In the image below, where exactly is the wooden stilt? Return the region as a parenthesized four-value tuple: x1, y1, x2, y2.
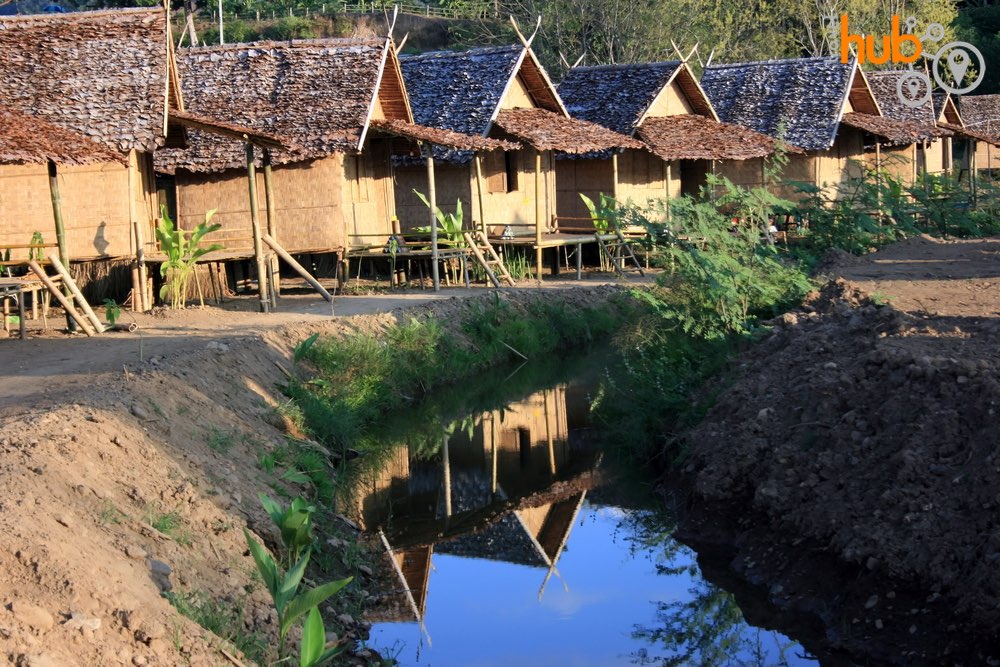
(534, 150, 543, 282)
(245, 143, 270, 313)
(262, 234, 333, 304)
(425, 149, 440, 292)
(262, 149, 280, 306)
(47, 160, 76, 330)
(128, 151, 150, 311)
(474, 153, 488, 236)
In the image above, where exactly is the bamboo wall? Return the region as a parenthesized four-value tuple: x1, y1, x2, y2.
(343, 139, 396, 246)
(394, 148, 556, 238)
(174, 155, 345, 254)
(555, 149, 675, 224)
(554, 157, 614, 222)
(0, 152, 156, 261)
(974, 140, 1000, 175)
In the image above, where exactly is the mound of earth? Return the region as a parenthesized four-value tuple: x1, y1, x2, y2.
(675, 268, 1000, 664)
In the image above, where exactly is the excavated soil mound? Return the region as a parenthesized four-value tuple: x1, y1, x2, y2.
(676, 276, 1000, 664)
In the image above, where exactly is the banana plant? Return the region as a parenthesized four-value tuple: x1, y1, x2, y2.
(155, 206, 222, 308)
(579, 192, 619, 234)
(299, 606, 345, 666)
(243, 528, 352, 648)
(412, 190, 466, 247)
(259, 494, 316, 567)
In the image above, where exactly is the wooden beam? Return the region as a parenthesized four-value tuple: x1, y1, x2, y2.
(426, 150, 440, 292)
(534, 150, 543, 282)
(262, 234, 332, 304)
(245, 143, 270, 313)
(474, 153, 487, 236)
(46, 160, 75, 331)
(48, 255, 104, 333)
(262, 149, 280, 304)
(27, 261, 95, 336)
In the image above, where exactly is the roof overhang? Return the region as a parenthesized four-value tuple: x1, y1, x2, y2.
(637, 115, 802, 161)
(494, 108, 644, 153)
(168, 109, 288, 151)
(370, 118, 520, 152)
(841, 112, 951, 146)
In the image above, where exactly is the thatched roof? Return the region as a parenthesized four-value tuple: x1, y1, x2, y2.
(939, 121, 1000, 145)
(959, 94, 1000, 139)
(840, 112, 951, 146)
(702, 57, 878, 151)
(494, 108, 643, 153)
(159, 38, 404, 174)
(0, 105, 126, 166)
(400, 44, 565, 163)
(637, 114, 795, 161)
(866, 70, 943, 132)
(369, 118, 519, 152)
(0, 8, 172, 153)
(558, 61, 716, 136)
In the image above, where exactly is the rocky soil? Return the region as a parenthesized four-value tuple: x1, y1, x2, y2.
(674, 235, 1000, 665)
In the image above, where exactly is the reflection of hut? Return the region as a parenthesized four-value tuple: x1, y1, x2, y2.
(863, 71, 954, 182)
(397, 42, 641, 279)
(701, 57, 934, 200)
(557, 61, 783, 215)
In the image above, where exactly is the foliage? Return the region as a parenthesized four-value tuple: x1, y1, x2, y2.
(103, 299, 121, 327)
(260, 494, 317, 567)
(164, 590, 269, 664)
(299, 606, 345, 667)
(243, 528, 352, 646)
(580, 192, 617, 233)
(28, 231, 45, 263)
(155, 207, 222, 309)
(412, 190, 466, 247)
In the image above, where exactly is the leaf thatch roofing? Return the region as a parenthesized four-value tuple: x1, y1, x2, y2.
(159, 38, 401, 174)
(494, 108, 643, 153)
(400, 44, 565, 163)
(938, 121, 1000, 145)
(0, 8, 171, 154)
(558, 61, 716, 136)
(702, 57, 877, 152)
(0, 105, 126, 166)
(840, 112, 951, 146)
(958, 94, 1000, 140)
(369, 118, 519, 152)
(865, 70, 938, 126)
(636, 114, 796, 161)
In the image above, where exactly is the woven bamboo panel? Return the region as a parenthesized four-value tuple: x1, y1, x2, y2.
(393, 164, 471, 237)
(0, 161, 137, 260)
(176, 155, 345, 254)
(554, 157, 612, 221)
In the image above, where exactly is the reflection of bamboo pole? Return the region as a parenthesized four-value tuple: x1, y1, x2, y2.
(442, 433, 451, 518)
(378, 530, 432, 645)
(544, 389, 555, 476)
(537, 491, 587, 601)
(490, 414, 498, 495)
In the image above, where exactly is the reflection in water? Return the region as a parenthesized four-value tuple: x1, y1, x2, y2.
(348, 360, 814, 666)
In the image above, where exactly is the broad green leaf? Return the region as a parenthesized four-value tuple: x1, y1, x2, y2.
(299, 607, 324, 667)
(281, 577, 353, 639)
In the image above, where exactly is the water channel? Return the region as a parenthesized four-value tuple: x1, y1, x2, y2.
(345, 353, 820, 666)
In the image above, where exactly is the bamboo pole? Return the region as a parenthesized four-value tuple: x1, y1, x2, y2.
(875, 141, 882, 220)
(262, 234, 333, 303)
(26, 261, 95, 336)
(971, 139, 978, 207)
(47, 160, 76, 331)
(534, 150, 543, 282)
(128, 151, 150, 312)
(611, 152, 620, 201)
(245, 143, 270, 313)
(426, 149, 440, 292)
(47, 255, 104, 333)
(262, 149, 280, 305)
(474, 153, 487, 236)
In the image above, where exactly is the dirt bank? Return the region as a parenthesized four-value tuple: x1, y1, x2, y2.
(673, 235, 1000, 665)
(0, 284, 626, 667)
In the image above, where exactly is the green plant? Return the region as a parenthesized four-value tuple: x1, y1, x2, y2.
(299, 606, 345, 667)
(28, 231, 45, 262)
(164, 590, 269, 663)
(579, 192, 617, 234)
(103, 299, 121, 327)
(243, 529, 352, 651)
(156, 206, 222, 309)
(412, 191, 466, 246)
(259, 494, 317, 567)
(98, 500, 126, 525)
(207, 427, 238, 454)
(147, 508, 193, 546)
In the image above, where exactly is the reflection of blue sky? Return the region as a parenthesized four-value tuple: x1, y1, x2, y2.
(369, 502, 816, 667)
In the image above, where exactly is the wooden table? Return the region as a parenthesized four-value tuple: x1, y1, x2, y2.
(0, 278, 28, 340)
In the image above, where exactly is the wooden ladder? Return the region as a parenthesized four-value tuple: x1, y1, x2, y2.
(462, 231, 516, 287)
(595, 229, 645, 279)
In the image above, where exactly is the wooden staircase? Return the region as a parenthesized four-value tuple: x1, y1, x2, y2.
(595, 229, 644, 279)
(462, 230, 516, 287)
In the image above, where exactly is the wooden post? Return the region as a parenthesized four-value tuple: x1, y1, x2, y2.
(47, 160, 76, 331)
(425, 149, 440, 292)
(988, 142, 993, 182)
(262, 234, 333, 304)
(262, 149, 280, 305)
(128, 151, 149, 312)
(27, 261, 95, 336)
(875, 141, 883, 220)
(474, 153, 488, 236)
(534, 150, 543, 282)
(611, 152, 620, 201)
(971, 139, 978, 207)
(245, 143, 270, 313)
